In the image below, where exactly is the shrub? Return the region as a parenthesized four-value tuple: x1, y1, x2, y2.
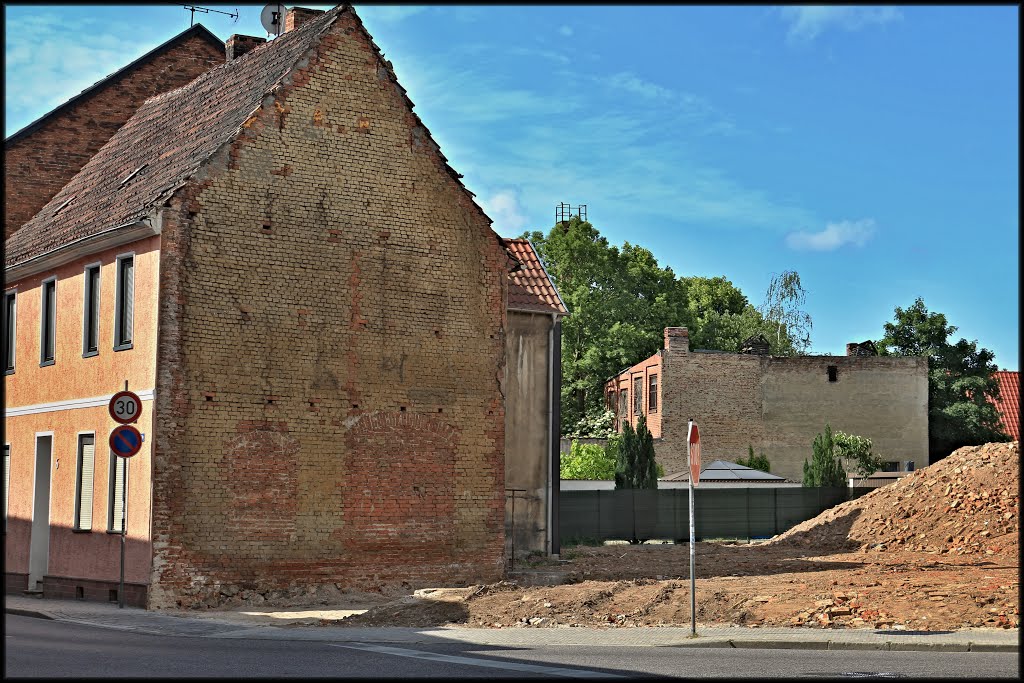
(560, 440, 615, 480)
(737, 444, 771, 473)
(802, 423, 847, 487)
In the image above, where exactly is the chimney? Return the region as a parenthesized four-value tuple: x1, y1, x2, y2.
(664, 327, 689, 354)
(285, 7, 325, 32)
(226, 34, 266, 61)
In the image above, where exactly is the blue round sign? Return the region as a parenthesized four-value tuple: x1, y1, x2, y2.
(110, 425, 142, 458)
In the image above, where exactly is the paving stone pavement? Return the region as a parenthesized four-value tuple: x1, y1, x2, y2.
(5, 595, 1018, 652)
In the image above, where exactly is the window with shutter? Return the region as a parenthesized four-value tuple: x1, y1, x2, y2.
(83, 265, 100, 356)
(3, 291, 15, 374)
(41, 278, 56, 365)
(108, 452, 128, 533)
(4, 444, 9, 532)
(75, 435, 95, 530)
(114, 255, 134, 350)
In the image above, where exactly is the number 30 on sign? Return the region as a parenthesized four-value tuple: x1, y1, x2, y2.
(109, 390, 142, 425)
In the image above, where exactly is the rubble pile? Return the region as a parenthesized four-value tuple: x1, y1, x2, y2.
(769, 441, 1019, 555)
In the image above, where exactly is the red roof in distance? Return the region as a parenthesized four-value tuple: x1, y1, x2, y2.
(991, 370, 1020, 441)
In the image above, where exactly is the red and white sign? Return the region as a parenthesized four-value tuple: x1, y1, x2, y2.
(109, 390, 142, 424)
(688, 421, 701, 486)
(110, 425, 143, 458)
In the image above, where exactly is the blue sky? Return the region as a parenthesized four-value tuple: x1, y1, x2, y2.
(5, 5, 1019, 369)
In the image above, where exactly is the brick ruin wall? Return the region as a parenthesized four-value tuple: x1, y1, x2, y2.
(149, 14, 508, 609)
(660, 349, 928, 481)
(4, 33, 224, 240)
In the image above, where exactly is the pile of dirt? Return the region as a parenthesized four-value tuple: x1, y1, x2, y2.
(767, 441, 1019, 556)
(307, 442, 1019, 632)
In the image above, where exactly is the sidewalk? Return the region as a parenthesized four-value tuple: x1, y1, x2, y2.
(5, 595, 1018, 652)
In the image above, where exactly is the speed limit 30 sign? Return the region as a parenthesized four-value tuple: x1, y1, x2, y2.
(109, 390, 142, 424)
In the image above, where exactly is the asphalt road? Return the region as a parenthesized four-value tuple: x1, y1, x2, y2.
(4, 615, 1020, 679)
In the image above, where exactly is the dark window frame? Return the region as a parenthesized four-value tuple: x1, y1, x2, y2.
(648, 373, 658, 412)
(3, 290, 15, 374)
(113, 254, 134, 351)
(40, 277, 56, 366)
(83, 263, 101, 357)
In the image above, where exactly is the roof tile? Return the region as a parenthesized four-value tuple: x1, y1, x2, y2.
(503, 238, 568, 315)
(992, 370, 1020, 441)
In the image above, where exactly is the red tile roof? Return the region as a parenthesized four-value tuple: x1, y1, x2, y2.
(503, 238, 568, 315)
(6, 4, 497, 271)
(991, 370, 1020, 441)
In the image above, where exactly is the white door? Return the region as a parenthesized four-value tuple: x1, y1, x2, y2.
(29, 435, 53, 590)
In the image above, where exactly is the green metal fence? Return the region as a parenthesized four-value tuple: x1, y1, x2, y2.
(560, 487, 867, 543)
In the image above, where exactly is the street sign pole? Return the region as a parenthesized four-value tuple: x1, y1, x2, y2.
(687, 418, 699, 637)
(120, 454, 127, 609)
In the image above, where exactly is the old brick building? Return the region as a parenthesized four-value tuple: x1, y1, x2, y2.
(3, 5, 549, 609)
(606, 328, 929, 481)
(3, 24, 224, 241)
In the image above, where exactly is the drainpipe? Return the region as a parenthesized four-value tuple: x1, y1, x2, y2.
(549, 313, 562, 557)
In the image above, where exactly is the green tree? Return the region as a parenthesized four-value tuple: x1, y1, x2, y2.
(736, 444, 771, 473)
(560, 440, 616, 480)
(614, 415, 659, 489)
(832, 431, 885, 478)
(802, 423, 847, 487)
(876, 297, 1010, 461)
(759, 270, 812, 354)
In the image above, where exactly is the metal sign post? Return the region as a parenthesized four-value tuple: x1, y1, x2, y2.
(109, 380, 141, 609)
(687, 419, 701, 636)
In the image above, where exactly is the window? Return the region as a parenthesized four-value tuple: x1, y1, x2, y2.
(114, 255, 134, 350)
(108, 452, 128, 533)
(827, 365, 838, 382)
(648, 374, 658, 412)
(40, 278, 56, 366)
(882, 461, 900, 473)
(74, 435, 95, 531)
(3, 290, 15, 374)
(619, 391, 628, 430)
(4, 444, 10, 532)
(83, 264, 100, 357)
(633, 376, 643, 416)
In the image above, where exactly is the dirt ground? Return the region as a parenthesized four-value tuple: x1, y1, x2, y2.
(329, 441, 1019, 631)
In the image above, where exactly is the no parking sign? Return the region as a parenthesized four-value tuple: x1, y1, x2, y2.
(110, 425, 142, 458)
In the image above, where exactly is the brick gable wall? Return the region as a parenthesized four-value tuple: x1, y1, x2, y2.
(4, 33, 223, 240)
(148, 12, 508, 609)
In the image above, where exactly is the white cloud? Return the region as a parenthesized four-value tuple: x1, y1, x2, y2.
(480, 189, 529, 235)
(604, 71, 674, 99)
(559, 25, 574, 37)
(779, 6, 902, 42)
(785, 219, 876, 251)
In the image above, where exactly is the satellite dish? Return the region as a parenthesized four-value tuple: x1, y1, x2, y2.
(260, 3, 288, 36)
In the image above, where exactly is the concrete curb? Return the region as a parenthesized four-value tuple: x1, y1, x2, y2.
(666, 638, 1019, 653)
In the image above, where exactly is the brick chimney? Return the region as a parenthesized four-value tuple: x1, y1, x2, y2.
(285, 7, 325, 32)
(846, 340, 878, 357)
(664, 327, 689, 354)
(226, 34, 266, 61)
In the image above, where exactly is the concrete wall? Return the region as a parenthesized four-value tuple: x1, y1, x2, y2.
(659, 329, 928, 481)
(505, 311, 554, 558)
(4, 33, 223, 240)
(148, 11, 509, 609)
(4, 236, 160, 601)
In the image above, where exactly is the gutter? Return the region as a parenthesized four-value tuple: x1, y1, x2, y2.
(5, 220, 158, 282)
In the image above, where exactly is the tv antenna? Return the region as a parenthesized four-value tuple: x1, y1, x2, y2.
(260, 3, 288, 37)
(183, 5, 239, 27)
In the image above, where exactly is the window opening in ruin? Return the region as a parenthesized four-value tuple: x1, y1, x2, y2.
(827, 365, 838, 382)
